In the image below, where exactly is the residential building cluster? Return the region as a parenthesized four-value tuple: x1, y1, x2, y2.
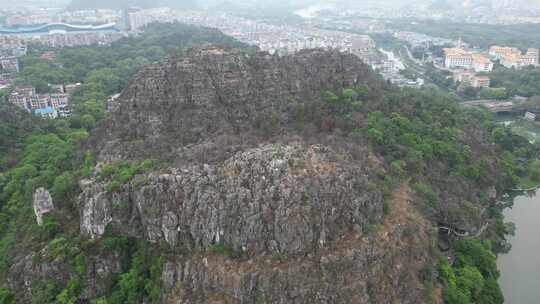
(0, 43, 25, 90)
(442, 45, 539, 89)
(8, 84, 78, 118)
(125, 7, 162, 31)
(5, 9, 122, 27)
(452, 71, 491, 88)
(489, 46, 539, 69)
(394, 31, 454, 49)
(443, 48, 494, 72)
(0, 57, 19, 74)
(5, 13, 54, 27)
(139, 10, 378, 59)
(0, 31, 124, 48)
(304, 1, 540, 25)
(1, 8, 125, 48)
(443, 47, 495, 88)
(56, 9, 122, 25)
(0, 36, 28, 57)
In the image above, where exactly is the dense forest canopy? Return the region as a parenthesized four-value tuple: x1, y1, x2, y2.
(489, 65, 540, 97)
(0, 101, 46, 171)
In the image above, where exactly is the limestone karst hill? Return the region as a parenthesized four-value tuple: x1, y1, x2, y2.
(5, 46, 516, 303)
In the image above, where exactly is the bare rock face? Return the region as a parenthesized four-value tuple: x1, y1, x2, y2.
(79, 143, 383, 256)
(78, 143, 434, 303)
(74, 48, 437, 303)
(157, 184, 433, 304)
(88, 47, 377, 164)
(33, 188, 54, 226)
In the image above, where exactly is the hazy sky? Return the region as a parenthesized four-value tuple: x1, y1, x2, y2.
(1, 0, 540, 10)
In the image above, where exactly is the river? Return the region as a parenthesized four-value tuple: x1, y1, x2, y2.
(498, 191, 540, 304)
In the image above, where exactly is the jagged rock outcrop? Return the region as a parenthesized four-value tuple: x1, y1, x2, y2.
(160, 184, 434, 304)
(33, 188, 54, 226)
(8, 245, 123, 303)
(80, 143, 383, 256)
(88, 46, 377, 164)
(74, 48, 436, 303)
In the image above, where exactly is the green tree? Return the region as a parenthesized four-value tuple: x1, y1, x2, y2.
(0, 288, 15, 304)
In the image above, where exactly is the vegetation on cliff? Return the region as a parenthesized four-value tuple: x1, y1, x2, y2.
(0, 102, 45, 171)
(439, 240, 504, 304)
(0, 25, 538, 303)
(0, 23, 251, 304)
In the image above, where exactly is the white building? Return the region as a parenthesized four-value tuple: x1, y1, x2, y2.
(472, 54, 494, 72)
(489, 46, 539, 69)
(8, 86, 72, 118)
(444, 48, 473, 69)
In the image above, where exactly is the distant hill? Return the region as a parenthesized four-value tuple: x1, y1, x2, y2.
(68, 0, 197, 10)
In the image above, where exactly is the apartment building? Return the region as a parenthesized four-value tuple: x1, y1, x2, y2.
(472, 54, 494, 72)
(453, 70, 491, 88)
(445, 48, 494, 72)
(472, 75, 491, 88)
(444, 48, 473, 69)
(8, 86, 72, 118)
(489, 46, 539, 69)
(0, 56, 19, 73)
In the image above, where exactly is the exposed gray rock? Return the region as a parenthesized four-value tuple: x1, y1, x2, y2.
(79, 143, 383, 256)
(32, 188, 54, 226)
(73, 48, 436, 303)
(8, 244, 122, 303)
(158, 184, 433, 304)
(88, 47, 377, 164)
(79, 181, 113, 238)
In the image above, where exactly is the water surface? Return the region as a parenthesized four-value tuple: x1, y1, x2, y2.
(498, 191, 540, 304)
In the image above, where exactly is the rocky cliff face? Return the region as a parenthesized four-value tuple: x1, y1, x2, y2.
(159, 183, 433, 304)
(89, 47, 376, 164)
(80, 143, 383, 255)
(71, 47, 436, 303)
(8, 48, 439, 303)
(77, 143, 433, 303)
(33, 188, 54, 226)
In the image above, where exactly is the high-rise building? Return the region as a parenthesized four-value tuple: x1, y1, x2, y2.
(127, 7, 152, 31)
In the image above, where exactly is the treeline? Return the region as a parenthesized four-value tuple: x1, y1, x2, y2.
(456, 65, 540, 100)
(439, 240, 503, 304)
(489, 65, 540, 98)
(0, 100, 46, 171)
